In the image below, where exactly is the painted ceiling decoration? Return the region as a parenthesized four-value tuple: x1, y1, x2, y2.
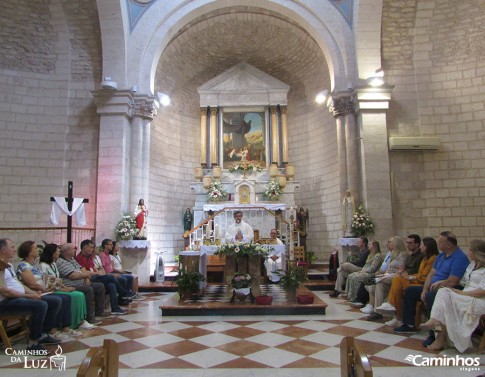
(329, 0, 353, 26)
(127, 0, 353, 33)
(127, 0, 157, 33)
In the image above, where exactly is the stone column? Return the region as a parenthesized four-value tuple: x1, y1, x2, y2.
(329, 95, 355, 197)
(270, 107, 279, 165)
(280, 107, 289, 164)
(92, 90, 133, 241)
(131, 96, 157, 206)
(354, 85, 394, 240)
(200, 108, 208, 166)
(209, 108, 218, 166)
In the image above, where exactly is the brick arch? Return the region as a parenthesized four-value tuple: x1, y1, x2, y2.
(124, 0, 359, 94)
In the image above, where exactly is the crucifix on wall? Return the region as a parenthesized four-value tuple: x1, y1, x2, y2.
(49, 181, 89, 242)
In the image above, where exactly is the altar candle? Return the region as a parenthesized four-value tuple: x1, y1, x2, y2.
(214, 224, 219, 239)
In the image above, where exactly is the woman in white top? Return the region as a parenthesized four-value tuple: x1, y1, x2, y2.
(420, 239, 485, 352)
(110, 242, 142, 299)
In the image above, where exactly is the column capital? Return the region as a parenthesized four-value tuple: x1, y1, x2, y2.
(92, 90, 159, 120)
(131, 95, 159, 120)
(328, 93, 354, 117)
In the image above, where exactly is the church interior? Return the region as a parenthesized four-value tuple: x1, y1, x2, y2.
(1, 0, 485, 375)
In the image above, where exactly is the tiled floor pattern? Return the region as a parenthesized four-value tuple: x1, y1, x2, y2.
(1, 291, 484, 377)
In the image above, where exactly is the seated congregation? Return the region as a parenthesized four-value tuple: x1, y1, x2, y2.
(0, 237, 144, 353)
(329, 231, 485, 352)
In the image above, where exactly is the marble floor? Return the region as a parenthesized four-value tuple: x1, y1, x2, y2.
(0, 291, 484, 377)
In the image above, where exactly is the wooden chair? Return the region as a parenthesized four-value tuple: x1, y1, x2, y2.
(340, 336, 373, 377)
(293, 246, 309, 273)
(0, 315, 30, 349)
(77, 339, 119, 377)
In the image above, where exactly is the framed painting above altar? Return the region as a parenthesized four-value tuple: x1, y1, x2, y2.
(222, 110, 267, 169)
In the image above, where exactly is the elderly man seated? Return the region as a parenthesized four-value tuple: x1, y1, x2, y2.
(264, 229, 284, 283)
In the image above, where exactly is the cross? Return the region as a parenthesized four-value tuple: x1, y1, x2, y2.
(50, 181, 89, 242)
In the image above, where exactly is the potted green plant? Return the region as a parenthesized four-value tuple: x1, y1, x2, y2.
(305, 250, 318, 266)
(277, 266, 308, 300)
(175, 271, 205, 300)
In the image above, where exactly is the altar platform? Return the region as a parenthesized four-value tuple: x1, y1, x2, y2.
(159, 284, 327, 316)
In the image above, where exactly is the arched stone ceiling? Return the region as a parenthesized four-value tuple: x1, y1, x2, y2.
(154, 6, 330, 115)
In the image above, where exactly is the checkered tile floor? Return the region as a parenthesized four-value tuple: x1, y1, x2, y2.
(1, 291, 484, 377)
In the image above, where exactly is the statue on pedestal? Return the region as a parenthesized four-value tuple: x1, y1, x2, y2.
(183, 208, 193, 232)
(341, 190, 355, 237)
(134, 198, 148, 240)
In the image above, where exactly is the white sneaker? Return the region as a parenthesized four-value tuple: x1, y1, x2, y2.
(79, 321, 96, 330)
(52, 332, 70, 341)
(376, 302, 396, 312)
(63, 329, 83, 337)
(385, 317, 402, 327)
(131, 293, 145, 301)
(360, 304, 374, 314)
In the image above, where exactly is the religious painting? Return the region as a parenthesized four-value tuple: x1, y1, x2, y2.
(222, 110, 266, 169)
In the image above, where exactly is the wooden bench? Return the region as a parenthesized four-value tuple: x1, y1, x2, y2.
(77, 339, 119, 377)
(0, 315, 30, 349)
(340, 336, 373, 377)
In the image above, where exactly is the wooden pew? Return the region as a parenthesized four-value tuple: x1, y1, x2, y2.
(340, 336, 373, 377)
(77, 339, 119, 377)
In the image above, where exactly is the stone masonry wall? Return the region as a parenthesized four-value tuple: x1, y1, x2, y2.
(383, 0, 485, 245)
(0, 0, 101, 243)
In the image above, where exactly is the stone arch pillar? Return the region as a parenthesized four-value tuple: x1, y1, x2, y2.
(329, 94, 359, 204)
(92, 90, 158, 241)
(354, 85, 394, 240)
(131, 95, 158, 207)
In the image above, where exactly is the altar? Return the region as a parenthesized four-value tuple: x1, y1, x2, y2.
(179, 244, 286, 295)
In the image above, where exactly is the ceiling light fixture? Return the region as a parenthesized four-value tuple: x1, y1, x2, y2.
(367, 69, 385, 87)
(157, 92, 171, 107)
(315, 90, 329, 104)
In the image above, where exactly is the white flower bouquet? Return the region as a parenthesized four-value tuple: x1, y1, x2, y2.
(263, 180, 282, 201)
(115, 215, 137, 240)
(351, 205, 375, 236)
(206, 181, 228, 202)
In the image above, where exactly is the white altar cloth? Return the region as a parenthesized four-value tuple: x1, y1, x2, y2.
(203, 203, 286, 212)
(338, 237, 360, 267)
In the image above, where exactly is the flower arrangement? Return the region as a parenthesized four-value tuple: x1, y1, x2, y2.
(263, 180, 283, 201)
(229, 163, 262, 174)
(115, 215, 137, 240)
(206, 181, 228, 202)
(351, 204, 375, 236)
(215, 242, 270, 257)
(231, 273, 253, 289)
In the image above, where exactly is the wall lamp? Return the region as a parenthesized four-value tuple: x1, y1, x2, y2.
(157, 92, 171, 107)
(100, 76, 118, 90)
(367, 69, 385, 87)
(315, 90, 329, 104)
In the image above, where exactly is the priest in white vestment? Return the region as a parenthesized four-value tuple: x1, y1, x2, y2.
(224, 211, 254, 243)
